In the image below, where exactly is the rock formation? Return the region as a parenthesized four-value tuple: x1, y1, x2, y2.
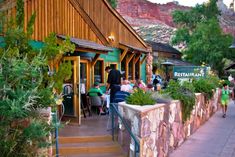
(117, 0, 235, 37)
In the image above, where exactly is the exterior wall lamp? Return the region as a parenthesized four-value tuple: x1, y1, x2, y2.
(108, 35, 115, 42)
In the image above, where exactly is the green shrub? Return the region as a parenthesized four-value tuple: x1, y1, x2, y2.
(151, 92, 172, 102)
(126, 89, 156, 106)
(0, 0, 74, 156)
(193, 76, 220, 100)
(164, 80, 195, 122)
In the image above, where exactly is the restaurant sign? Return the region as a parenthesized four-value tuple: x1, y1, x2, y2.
(173, 66, 206, 78)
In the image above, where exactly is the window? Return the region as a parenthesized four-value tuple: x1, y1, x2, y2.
(94, 60, 104, 83)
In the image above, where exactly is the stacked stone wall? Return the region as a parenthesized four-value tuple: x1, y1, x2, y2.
(118, 90, 219, 157)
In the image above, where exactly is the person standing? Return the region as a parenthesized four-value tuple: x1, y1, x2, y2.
(105, 66, 121, 103)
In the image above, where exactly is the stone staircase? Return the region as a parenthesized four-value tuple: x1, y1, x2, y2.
(53, 135, 126, 157)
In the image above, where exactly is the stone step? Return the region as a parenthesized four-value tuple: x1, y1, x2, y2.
(58, 141, 116, 147)
(53, 135, 125, 156)
(54, 145, 123, 155)
(58, 135, 112, 144)
(58, 152, 126, 157)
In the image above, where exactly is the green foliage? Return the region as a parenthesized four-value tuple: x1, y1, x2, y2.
(16, 0, 24, 28)
(193, 78, 215, 100)
(172, 0, 234, 76)
(108, 0, 117, 9)
(42, 33, 75, 93)
(126, 89, 156, 106)
(164, 80, 195, 121)
(0, 0, 75, 156)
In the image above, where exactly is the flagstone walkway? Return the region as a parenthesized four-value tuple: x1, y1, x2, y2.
(170, 100, 235, 157)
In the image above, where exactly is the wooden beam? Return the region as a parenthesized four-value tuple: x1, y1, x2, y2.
(134, 54, 141, 64)
(125, 53, 135, 79)
(132, 56, 135, 80)
(120, 46, 129, 62)
(91, 54, 100, 67)
(126, 53, 135, 64)
(69, 0, 109, 45)
(102, 0, 148, 49)
(75, 47, 108, 54)
(140, 55, 147, 65)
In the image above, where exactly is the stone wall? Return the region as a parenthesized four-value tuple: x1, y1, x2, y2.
(37, 107, 53, 157)
(118, 90, 219, 157)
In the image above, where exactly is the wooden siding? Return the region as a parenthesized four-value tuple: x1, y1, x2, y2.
(0, 0, 103, 44)
(1, 0, 148, 51)
(76, 0, 148, 50)
(27, 0, 104, 44)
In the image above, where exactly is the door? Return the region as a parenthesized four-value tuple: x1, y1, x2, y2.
(63, 56, 81, 124)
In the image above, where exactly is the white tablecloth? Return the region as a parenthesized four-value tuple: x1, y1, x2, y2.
(104, 94, 110, 108)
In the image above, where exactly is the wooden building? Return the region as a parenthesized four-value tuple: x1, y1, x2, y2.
(0, 0, 151, 124)
(147, 41, 182, 61)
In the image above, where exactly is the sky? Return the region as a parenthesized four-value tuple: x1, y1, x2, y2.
(147, 0, 232, 7)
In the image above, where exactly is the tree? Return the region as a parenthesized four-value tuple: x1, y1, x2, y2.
(171, 0, 234, 76)
(0, 0, 74, 156)
(108, 0, 117, 9)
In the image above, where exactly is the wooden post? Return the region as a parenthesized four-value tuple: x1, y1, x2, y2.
(125, 53, 135, 80)
(132, 56, 135, 80)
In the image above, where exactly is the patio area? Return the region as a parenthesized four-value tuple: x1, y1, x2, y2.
(59, 114, 112, 137)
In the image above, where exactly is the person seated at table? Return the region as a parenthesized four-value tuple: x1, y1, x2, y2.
(146, 84, 154, 92)
(136, 79, 146, 90)
(87, 82, 105, 114)
(121, 79, 133, 93)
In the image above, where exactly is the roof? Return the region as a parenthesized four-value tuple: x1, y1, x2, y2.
(102, 0, 148, 49)
(57, 35, 113, 52)
(167, 58, 194, 66)
(225, 62, 235, 70)
(120, 43, 150, 54)
(147, 41, 181, 54)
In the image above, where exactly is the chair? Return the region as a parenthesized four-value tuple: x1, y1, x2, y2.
(88, 96, 105, 115)
(81, 94, 91, 117)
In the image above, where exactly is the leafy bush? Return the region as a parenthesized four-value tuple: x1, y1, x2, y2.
(193, 75, 220, 100)
(0, 0, 74, 156)
(151, 92, 172, 103)
(164, 80, 195, 122)
(126, 89, 156, 106)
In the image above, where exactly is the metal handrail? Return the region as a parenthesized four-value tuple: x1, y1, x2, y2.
(52, 102, 65, 157)
(110, 103, 140, 157)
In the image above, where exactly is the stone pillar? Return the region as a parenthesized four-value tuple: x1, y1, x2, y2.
(38, 107, 53, 157)
(146, 52, 153, 84)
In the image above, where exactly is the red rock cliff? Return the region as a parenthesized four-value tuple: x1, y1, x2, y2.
(117, 0, 235, 35)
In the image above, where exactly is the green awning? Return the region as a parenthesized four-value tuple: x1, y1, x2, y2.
(0, 36, 44, 50)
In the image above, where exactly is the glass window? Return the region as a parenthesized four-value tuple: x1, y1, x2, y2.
(94, 60, 104, 83)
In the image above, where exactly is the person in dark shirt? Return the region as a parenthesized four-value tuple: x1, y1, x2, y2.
(105, 66, 121, 103)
